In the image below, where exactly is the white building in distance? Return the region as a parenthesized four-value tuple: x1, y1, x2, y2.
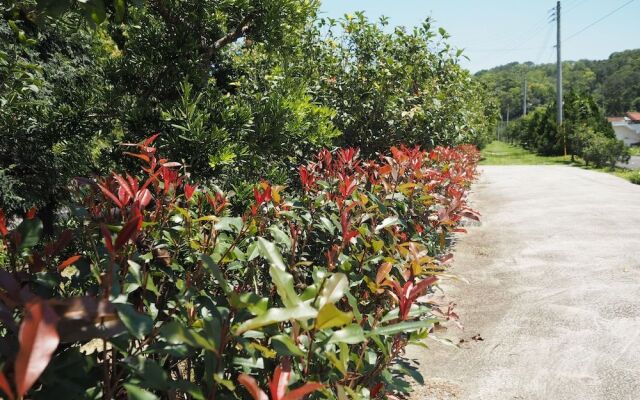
(608, 112, 640, 146)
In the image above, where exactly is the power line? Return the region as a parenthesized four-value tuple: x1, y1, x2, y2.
(564, 0, 637, 42)
(533, 24, 554, 64)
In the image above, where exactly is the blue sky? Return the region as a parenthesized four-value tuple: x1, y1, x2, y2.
(319, 0, 639, 72)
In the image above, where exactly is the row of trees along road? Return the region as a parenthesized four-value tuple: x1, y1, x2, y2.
(478, 50, 639, 167)
(0, 0, 498, 232)
(504, 91, 630, 167)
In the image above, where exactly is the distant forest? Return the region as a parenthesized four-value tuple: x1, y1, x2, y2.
(476, 49, 640, 120)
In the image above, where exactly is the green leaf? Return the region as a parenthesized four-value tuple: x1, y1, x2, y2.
(268, 225, 292, 249)
(375, 216, 399, 233)
(345, 292, 362, 322)
(372, 319, 437, 336)
(130, 357, 168, 390)
(372, 239, 384, 253)
(326, 352, 347, 375)
(315, 303, 353, 330)
(200, 254, 233, 295)
(115, 303, 153, 340)
(271, 334, 305, 357)
(232, 357, 264, 369)
(236, 293, 269, 316)
(257, 237, 287, 271)
(329, 324, 365, 344)
(236, 303, 317, 334)
(17, 218, 43, 251)
(317, 273, 348, 308)
(124, 383, 159, 400)
(214, 217, 243, 233)
(368, 333, 390, 358)
(159, 321, 217, 352)
(213, 373, 236, 391)
(319, 216, 335, 234)
(269, 265, 301, 308)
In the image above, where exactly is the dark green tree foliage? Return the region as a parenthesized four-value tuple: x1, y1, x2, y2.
(506, 91, 628, 166)
(478, 49, 640, 120)
(0, 8, 112, 229)
(1, 0, 496, 223)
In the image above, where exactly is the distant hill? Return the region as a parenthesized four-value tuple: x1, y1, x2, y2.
(475, 49, 640, 120)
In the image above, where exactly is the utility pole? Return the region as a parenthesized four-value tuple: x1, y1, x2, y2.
(556, 1, 566, 156)
(523, 75, 528, 116)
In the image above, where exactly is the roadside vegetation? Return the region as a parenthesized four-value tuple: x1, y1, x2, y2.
(0, 140, 481, 399)
(480, 51, 639, 178)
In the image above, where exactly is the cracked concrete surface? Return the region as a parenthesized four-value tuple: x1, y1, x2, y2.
(410, 166, 640, 400)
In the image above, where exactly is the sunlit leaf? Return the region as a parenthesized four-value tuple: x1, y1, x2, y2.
(14, 300, 60, 397)
(315, 303, 353, 330)
(329, 324, 365, 344)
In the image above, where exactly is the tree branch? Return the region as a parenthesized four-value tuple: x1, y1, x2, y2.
(209, 13, 254, 55)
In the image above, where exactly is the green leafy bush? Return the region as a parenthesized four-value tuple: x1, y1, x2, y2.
(305, 14, 496, 155)
(629, 171, 640, 185)
(581, 134, 630, 168)
(0, 136, 480, 399)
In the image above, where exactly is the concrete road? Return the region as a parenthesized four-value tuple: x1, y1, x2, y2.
(411, 166, 640, 400)
(617, 155, 640, 170)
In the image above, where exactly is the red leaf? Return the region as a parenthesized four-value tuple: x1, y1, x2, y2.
(160, 161, 182, 168)
(238, 374, 268, 400)
(142, 133, 161, 148)
(280, 383, 324, 400)
(123, 152, 151, 163)
(97, 183, 124, 209)
(270, 360, 291, 400)
(25, 207, 37, 220)
(370, 382, 384, 398)
(184, 183, 196, 201)
(14, 300, 60, 397)
(140, 171, 162, 192)
(408, 276, 438, 303)
(0, 209, 8, 236)
(114, 214, 142, 251)
(57, 255, 81, 272)
(0, 371, 14, 400)
(460, 210, 480, 221)
(135, 189, 153, 209)
(439, 253, 454, 265)
(113, 174, 134, 201)
(100, 224, 114, 255)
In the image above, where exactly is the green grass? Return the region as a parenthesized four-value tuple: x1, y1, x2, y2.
(480, 141, 572, 165)
(480, 141, 640, 184)
(628, 146, 640, 156)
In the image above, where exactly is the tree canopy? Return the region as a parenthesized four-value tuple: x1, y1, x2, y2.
(1, 0, 497, 224)
(477, 49, 640, 120)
